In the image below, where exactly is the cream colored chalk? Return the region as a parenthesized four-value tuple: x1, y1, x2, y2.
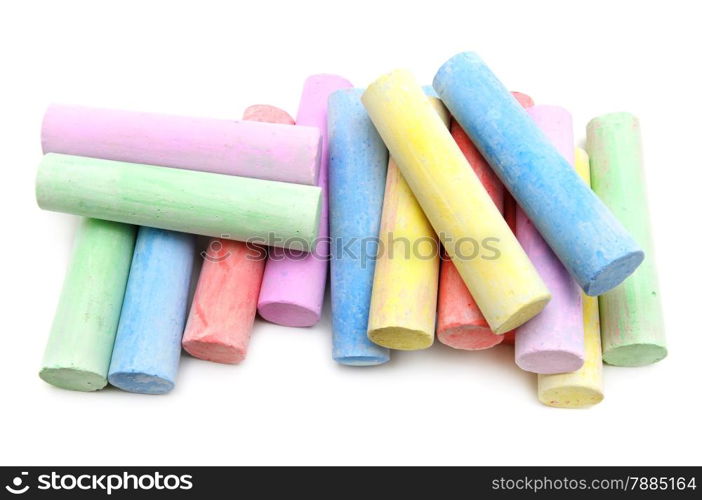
(538, 148, 604, 408)
(367, 99, 447, 350)
(362, 70, 550, 333)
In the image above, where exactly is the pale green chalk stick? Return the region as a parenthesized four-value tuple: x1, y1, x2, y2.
(40, 218, 136, 391)
(586, 113, 666, 366)
(36, 153, 322, 251)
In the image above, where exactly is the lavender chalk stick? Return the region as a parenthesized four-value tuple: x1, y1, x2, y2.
(42, 104, 322, 185)
(515, 106, 584, 374)
(328, 89, 390, 365)
(257, 75, 353, 327)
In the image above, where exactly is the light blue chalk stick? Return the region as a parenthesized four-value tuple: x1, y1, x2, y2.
(328, 89, 390, 366)
(433, 52, 644, 296)
(108, 227, 195, 394)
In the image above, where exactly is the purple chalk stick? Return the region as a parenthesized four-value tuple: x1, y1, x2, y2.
(515, 105, 585, 374)
(257, 74, 353, 327)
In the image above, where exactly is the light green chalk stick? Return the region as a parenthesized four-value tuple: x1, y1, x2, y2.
(40, 218, 136, 391)
(36, 153, 322, 251)
(586, 112, 666, 366)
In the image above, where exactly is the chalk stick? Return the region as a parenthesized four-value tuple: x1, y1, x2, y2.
(538, 148, 604, 407)
(108, 228, 195, 394)
(42, 104, 322, 185)
(39, 218, 136, 391)
(367, 98, 446, 350)
(587, 113, 667, 366)
(434, 52, 644, 296)
(257, 75, 353, 327)
(182, 105, 295, 364)
(328, 88, 390, 365)
(362, 70, 550, 334)
(515, 105, 584, 374)
(437, 91, 533, 350)
(35, 153, 322, 251)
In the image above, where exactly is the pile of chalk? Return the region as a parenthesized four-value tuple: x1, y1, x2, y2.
(36, 52, 665, 408)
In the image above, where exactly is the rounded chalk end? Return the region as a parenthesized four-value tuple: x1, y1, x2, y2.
(603, 343, 667, 367)
(516, 350, 584, 374)
(182, 338, 245, 365)
(242, 105, 295, 125)
(511, 92, 535, 108)
(538, 386, 604, 409)
(583, 249, 645, 296)
(491, 293, 552, 334)
(368, 327, 434, 351)
(108, 372, 174, 395)
(257, 301, 320, 328)
(437, 326, 503, 351)
(333, 354, 390, 367)
(39, 367, 106, 392)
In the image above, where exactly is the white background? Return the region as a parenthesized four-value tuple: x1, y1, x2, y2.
(1, 0, 700, 466)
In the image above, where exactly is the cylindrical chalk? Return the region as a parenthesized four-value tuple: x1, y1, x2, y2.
(362, 70, 550, 334)
(328, 88, 390, 365)
(515, 105, 584, 374)
(367, 98, 445, 350)
(587, 113, 667, 366)
(35, 153, 322, 251)
(498, 91, 535, 347)
(42, 104, 322, 185)
(108, 228, 195, 394)
(183, 104, 295, 364)
(434, 52, 644, 296)
(437, 91, 533, 350)
(258, 75, 353, 327)
(538, 148, 604, 407)
(39, 218, 136, 391)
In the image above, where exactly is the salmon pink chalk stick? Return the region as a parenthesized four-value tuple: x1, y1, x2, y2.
(515, 106, 584, 374)
(42, 104, 322, 185)
(182, 105, 295, 364)
(257, 75, 353, 327)
(437, 91, 533, 350)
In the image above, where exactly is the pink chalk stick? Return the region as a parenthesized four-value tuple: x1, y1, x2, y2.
(436, 92, 533, 350)
(42, 103, 321, 185)
(515, 105, 584, 374)
(257, 75, 353, 327)
(181, 105, 295, 364)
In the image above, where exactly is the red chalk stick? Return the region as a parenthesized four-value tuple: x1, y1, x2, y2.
(436, 91, 533, 350)
(181, 105, 295, 364)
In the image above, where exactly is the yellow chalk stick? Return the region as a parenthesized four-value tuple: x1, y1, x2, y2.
(538, 148, 604, 408)
(362, 70, 551, 333)
(367, 98, 447, 350)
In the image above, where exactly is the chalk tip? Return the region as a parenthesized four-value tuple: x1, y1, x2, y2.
(39, 367, 106, 392)
(437, 326, 503, 350)
(433, 51, 482, 92)
(583, 249, 645, 296)
(368, 326, 434, 351)
(108, 372, 174, 395)
(516, 350, 584, 374)
(182, 338, 245, 364)
(257, 301, 320, 328)
(538, 386, 604, 409)
(586, 111, 639, 133)
(333, 354, 390, 367)
(242, 105, 295, 125)
(491, 293, 552, 334)
(603, 343, 667, 367)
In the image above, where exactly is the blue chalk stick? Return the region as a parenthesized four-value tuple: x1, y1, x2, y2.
(433, 52, 644, 295)
(108, 227, 195, 394)
(328, 89, 390, 366)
